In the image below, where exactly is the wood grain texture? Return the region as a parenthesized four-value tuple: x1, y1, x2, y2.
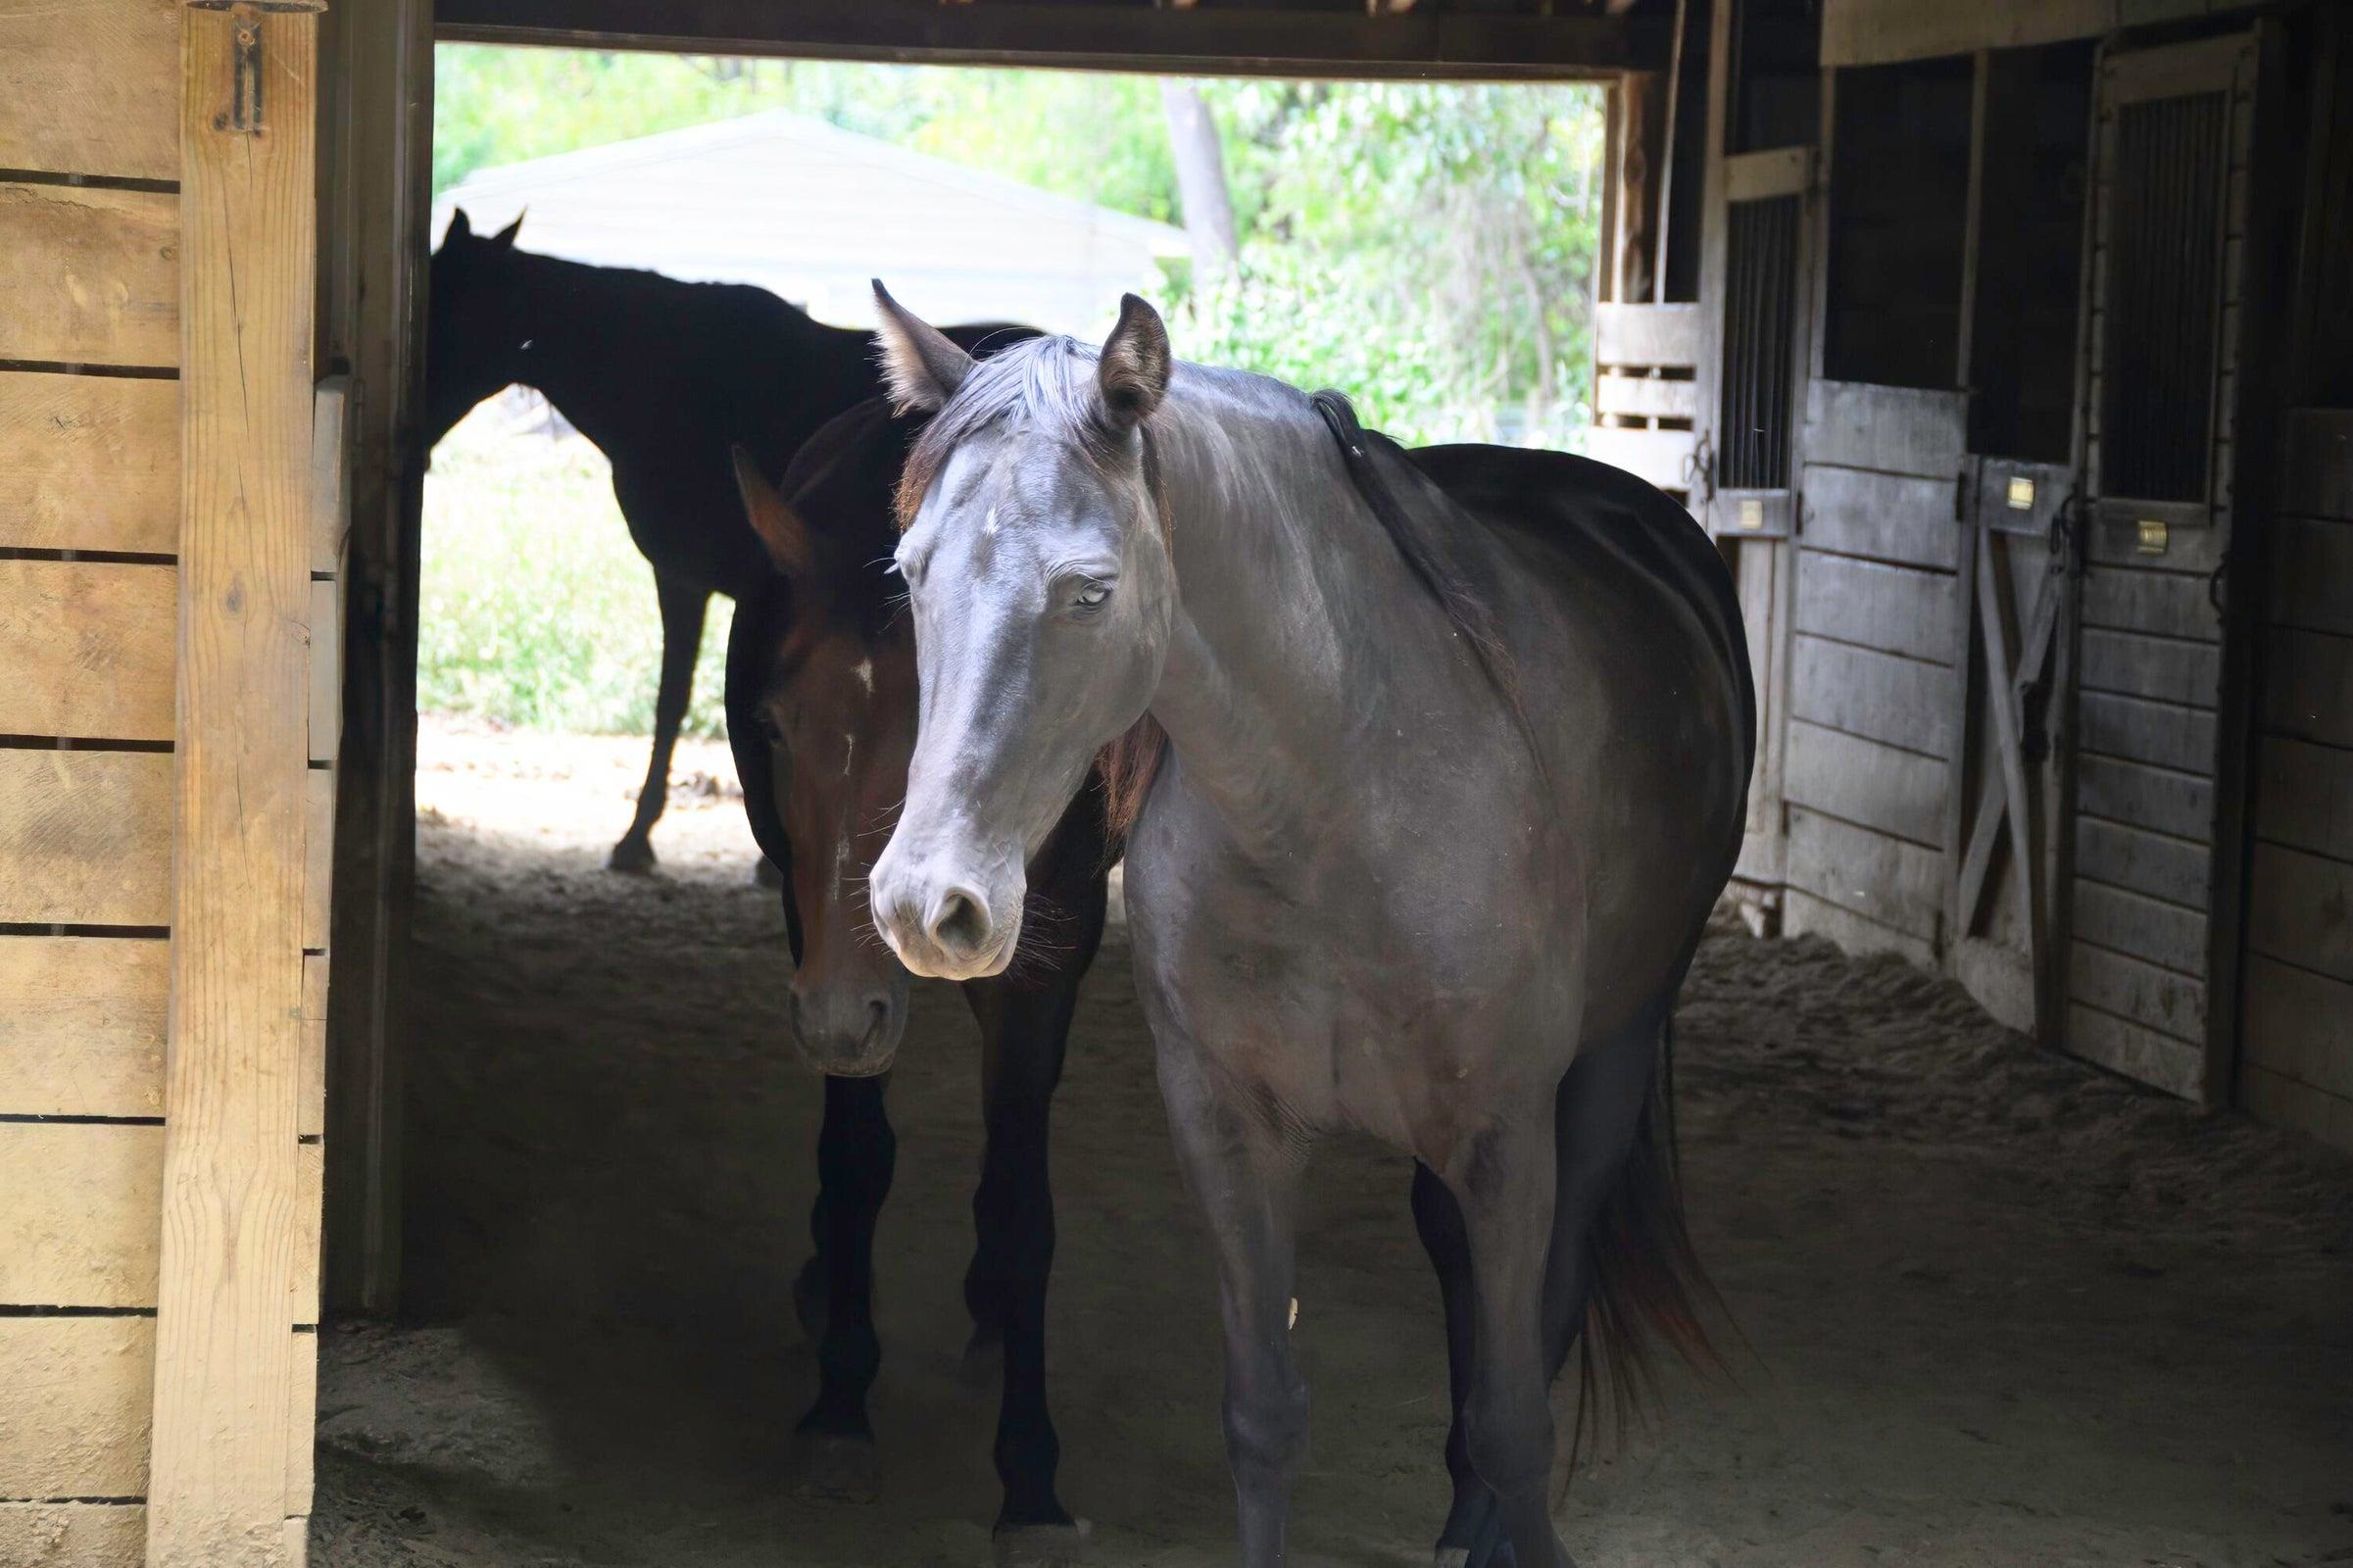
(2075, 816, 2210, 911)
(2066, 1002, 2203, 1101)
(146, 11, 319, 1567)
(2255, 736, 2353, 863)
(1586, 423, 1695, 491)
(285, 1330, 318, 1514)
(2082, 567, 2223, 644)
(2076, 754, 2215, 843)
(2265, 517, 2353, 637)
(0, 0, 179, 181)
(2076, 690, 2218, 774)
(2237, 1064, 2353, 1155)
(0, 561, 176, 741)
(0, 1315, 154, 1497)
(2069, 942, 2206, 1044)
(1783, 718, 1946, 848)
(1800, 466, 1961, 569)
(1793, 553, 1954, 663)
(0, 750, 172, 926)
(1786, 804, 1942, 941)
(2241, 956, 2353, 1102)
(0, 183, 177, 368)
(1789, 634, 1953, 758)
(1820, 0, 2114, 68)
(299, 955, 328, 1142)
(1595, 301, 1700, 367)
(0, 1122, 164, 1308)
(1803, 380, 1968, 477)
(0, 935, 168, 1117)
(2279, 408, 2353, 520)
(0, 372, 179, 555)
(2260, 627, 2353, 750)
(0, 1501, 147, 1568)
(2079, 628, 2220, 708)
(308, 580, 341, 765)
(2072, 880, 2207, 978)
(1594, 372, 1697, 421)
(1783, 886, 1936, 968)
(2247, 842, 2353, 985)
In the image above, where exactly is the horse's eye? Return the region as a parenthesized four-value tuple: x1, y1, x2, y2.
(1072, 580, 1111, 612)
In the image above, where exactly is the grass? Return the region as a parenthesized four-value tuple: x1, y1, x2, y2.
(419, 398, 734, 738)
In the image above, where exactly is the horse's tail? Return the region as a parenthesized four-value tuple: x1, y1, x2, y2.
(1567, 1014, 1731, 1472)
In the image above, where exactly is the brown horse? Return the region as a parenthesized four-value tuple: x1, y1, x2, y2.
(723, 398, 1112, 1566)
(424, 211, 1029, 870)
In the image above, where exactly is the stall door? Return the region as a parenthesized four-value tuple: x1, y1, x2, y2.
(1692, 146, 1814, 896)
(1946, 43, 2099, 1036)
(2056, 30, 2263, 1101)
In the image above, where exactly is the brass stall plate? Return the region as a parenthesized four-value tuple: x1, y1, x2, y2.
(2007, 476, 2035, 511)
(2137, 518, 2169, 556)
(1738, 498, 1764, 531)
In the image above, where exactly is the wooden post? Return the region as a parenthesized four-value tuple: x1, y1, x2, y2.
(148, 5, 320, 1566)
(318, 0, 433, 1317)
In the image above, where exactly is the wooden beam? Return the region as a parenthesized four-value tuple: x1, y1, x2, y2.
(433, 0, 1669, 78)
(1977, 532, 2044, 1034)
(319, 0, 433, 1320)
(146, 5, 319, 1566)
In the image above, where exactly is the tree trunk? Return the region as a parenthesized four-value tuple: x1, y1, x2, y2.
(1158, 80, 1239, 281)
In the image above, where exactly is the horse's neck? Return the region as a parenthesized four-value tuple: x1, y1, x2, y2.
(1147, 382, 1397, 840)
(504, 256, 854, 452)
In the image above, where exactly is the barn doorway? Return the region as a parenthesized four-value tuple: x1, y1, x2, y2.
(300, 12, 2353, 1568)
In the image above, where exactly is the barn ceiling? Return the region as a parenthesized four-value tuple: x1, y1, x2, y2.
(433, 0, 1677, 79)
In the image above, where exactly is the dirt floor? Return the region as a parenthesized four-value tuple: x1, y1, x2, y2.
(312, 719, 2353, 1568)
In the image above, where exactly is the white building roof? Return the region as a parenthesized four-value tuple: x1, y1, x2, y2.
(432, 109, 1190, 337)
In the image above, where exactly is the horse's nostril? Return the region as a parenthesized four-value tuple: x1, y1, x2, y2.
(931, 889, 990, 955)
(864, 998, 890, 1038)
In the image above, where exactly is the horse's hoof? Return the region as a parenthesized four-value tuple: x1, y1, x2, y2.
(607, 837, 657, 874)
(792, 1257, 828, 1344)
(788, 1431, 879, 1504)
(994, 1519, 1089, 1568)
(960, 1323, 1005, 1384)
(753, 857, 784, 889)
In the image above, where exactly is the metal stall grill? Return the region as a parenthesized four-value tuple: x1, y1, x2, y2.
(1719, 192, 1802, 489)
(2101, 91, 2229, 502)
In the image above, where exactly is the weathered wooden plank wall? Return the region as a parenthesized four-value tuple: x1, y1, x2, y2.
(141, 6, 328, 1566)
(0, 3, 188, 1556)
(1781, 380, 1969, 968)
(2237, 409, 2353, 1151)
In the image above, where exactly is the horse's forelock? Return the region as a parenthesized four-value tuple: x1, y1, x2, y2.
(893, 336, 1162, 533)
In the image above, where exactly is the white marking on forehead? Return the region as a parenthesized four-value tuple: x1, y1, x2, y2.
(853, 659, 873, 693)
(842, 732, 856, 778)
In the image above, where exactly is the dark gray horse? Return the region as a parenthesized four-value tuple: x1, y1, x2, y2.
(859, 285, 1752, 1568)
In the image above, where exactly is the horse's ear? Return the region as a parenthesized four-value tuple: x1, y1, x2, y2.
(731, 446, 816, 580)
(1097, 293, 1171, 431)
(870, 280, 973, 412)
(490, 211, 524, 249)
(446, 208, 472, 243)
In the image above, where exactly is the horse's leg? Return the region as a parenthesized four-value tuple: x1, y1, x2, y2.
(1426, 1010, 1664, 1568)
(961, 976, 1086, 1564)
(1410, 1163, 1492, 1568)
(1446, 1108, 1572, 1568)
(792, 1070, 895, 1503)
(1157, 1043, 1308, 1568)
(610, 572, 707, 872)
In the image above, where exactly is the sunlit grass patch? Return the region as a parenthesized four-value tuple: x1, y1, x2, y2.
(419, 398, 734, 739)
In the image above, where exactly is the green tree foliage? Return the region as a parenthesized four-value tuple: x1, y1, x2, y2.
(433, 49, 1598, 444)
(1181, 82, 1601, 445)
